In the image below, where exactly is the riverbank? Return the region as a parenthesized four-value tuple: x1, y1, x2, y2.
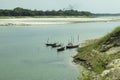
(0, 17, 120, 26)
(73, 27, 120, 80)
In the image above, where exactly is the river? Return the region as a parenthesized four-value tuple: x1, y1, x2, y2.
(0, 21, 120, 80)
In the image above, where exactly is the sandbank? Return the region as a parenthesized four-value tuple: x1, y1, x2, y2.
(0, 17, 120, 26)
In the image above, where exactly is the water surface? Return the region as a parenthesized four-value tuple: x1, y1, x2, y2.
(0, 22, 120, 80)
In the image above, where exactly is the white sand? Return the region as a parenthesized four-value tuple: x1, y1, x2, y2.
(0, 17, 119, 26)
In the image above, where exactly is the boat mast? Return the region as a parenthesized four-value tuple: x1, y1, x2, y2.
(78, 35, 79, 42)
(47, 38, 49, 43)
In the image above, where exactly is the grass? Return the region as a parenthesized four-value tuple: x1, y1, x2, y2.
(90, 26, 120, 52)
(80, 72, 93, 80)
(74, 26, 120, 77)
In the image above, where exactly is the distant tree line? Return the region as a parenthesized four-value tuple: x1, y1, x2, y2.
(93, 13, 120, 16)
(0, 7, 93, 16)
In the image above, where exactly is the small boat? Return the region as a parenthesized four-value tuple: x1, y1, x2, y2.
(46, 43, 56, 46)
(66, 45, 79, 49)
(57, 47, 65, 52)
(51, 44, 61, 48)
(66, 43, 79, 49)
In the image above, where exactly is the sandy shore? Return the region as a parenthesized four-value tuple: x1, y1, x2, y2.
(0, 17, 120, 26)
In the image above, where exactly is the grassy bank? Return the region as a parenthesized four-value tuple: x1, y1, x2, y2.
(74, 27, 120, 80)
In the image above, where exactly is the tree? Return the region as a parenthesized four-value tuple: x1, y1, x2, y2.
(0, 7, 93, 16)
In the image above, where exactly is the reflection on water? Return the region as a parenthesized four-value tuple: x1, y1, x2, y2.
(0, 22, 120, 80)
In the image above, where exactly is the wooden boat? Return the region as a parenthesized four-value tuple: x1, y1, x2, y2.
(66, 43, 79, 49)
(66, 45, 79, 49)
(45, 43, 56, 46)
(57, 47, 65, 52)
(51, 44, 61, 48)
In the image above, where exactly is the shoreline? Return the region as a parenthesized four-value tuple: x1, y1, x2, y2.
(0, 17, 120, 26)
(73, 27, 120, 80)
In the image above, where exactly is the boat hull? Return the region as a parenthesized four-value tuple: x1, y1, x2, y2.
(51, 44, 61, 48)
(57, 47, 65, 52)
(46, 43, 56, 46)
(66, 45, 79, 49)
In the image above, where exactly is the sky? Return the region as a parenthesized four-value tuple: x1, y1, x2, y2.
(0, 0, 120, 13)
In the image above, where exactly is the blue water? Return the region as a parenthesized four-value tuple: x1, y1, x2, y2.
(0, 22, 120, 80)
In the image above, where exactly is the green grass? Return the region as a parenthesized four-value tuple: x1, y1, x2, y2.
(74, 26, 120, 74)
(80, 72, 93, 80)
(75, 26, 120, 80)
(86, 26, 120, 51)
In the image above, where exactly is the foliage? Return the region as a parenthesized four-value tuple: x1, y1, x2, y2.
(0, 7, 93, 16)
